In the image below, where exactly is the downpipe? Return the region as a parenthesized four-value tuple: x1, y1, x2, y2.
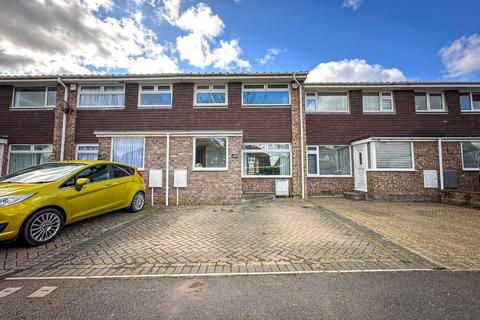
(57, 76, 69, 161)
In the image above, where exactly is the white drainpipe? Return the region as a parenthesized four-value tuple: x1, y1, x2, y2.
(438, 138, 444, 190)
(165, 133, 170, 206)
(293, 73, 305, 199)
(57, 76, 68, 161)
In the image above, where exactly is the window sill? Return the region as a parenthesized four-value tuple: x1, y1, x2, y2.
(193, 168, 228, 172)
(461, 111, 480, 114)
(363, 111, 396, 115)
(242, 175, 292, 179)
(305, 111, 350, 114)
(415, 111, 448, 114)
(193, 105, 228, 109)
(462, 168, 480, 171)
(77, 106, 125, 110)
(307, 175, 352, 178)
(10, 107, 55, 111)
(367, 169, 416, 172)
(242, 105, 291, 108)
(138, 105, 172, 109)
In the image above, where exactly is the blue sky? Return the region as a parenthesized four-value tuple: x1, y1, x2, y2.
(0, 0, 479, 81)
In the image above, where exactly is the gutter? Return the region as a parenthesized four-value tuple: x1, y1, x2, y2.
(165, 133, 170, 207)
(438, 138, 444, 190)
(57, 76, 69, 161)
(293, 73, 305, 199)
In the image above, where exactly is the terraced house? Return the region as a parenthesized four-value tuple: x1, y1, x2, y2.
(0, 73, 479, 205)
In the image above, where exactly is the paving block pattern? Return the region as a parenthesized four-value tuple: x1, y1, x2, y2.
(10, 200, 436, 278)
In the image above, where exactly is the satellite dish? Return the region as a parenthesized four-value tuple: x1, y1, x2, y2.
(61, 100, 70, 114)
(291, 82, 300, 90)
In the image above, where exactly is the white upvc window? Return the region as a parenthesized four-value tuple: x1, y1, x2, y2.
(138, 84, 172, 108)
(242, 83, 290, 106)
(194, 84, 228, 107)
(76, 144, 99, 160)
(459, 92, 480, 112)
(362, 92, 394, 113)
(307, 145, 351, 177)
(369, 141, 414, 171)
(305, 92, 349, 113)
(242, 143, 291, 178)
(12, 87, 56, 108)
(461, 141, 480, 171)
(415, 92, 445, 112)
(78, 85, 125, 108)
(8, 144, 53, 174)
(193, 137, 228, 171)
(111, 137, 145, 170)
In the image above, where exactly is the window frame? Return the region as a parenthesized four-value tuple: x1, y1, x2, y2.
(11, 86, 56, 109)
(77, 84, 125, 109)
(460, 141, 480, 171)
(194, 83, 228, 107)
(305, 91, 350, 114)
(459, 92, 480, 113)
(241, 83, 291, 107)
(75, 144, 99, 160)
(192, 137, 229, 172)
(7, 144, 53, 174)
(241, 143, 292, 178)
(110, 137, 145, 170)
(368, 141, 415, 171)
(415, 92, 446, 113)
(138, 84, 173, 109)
(307, 145, 352, 177)
(362, 91, 395, 113)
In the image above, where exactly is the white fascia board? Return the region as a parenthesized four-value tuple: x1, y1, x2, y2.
(94, 130, 244, 138)
(305, 84, 480, 90)
(0, 138, 7, 144)
(63, 75, 305, 83)
(351, 136, 480, 145)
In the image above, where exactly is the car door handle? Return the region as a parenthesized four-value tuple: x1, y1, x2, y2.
(103, 184, 112, 188)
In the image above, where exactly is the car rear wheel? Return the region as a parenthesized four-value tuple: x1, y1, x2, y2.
(130, 192, 145, 213)
(22, 208, 64, 246)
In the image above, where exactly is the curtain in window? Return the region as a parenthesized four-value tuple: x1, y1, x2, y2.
(375, 142, 412, 169)
(8, 152, 52, 173)
(317, 93, 348, 112)
(112, 138, 144, 168)
(79, 94, 125, 106)
(77, 152, 98, 160)
(363, 93, 380, 111)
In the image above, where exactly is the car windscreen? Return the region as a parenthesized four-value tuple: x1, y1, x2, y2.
(0, 163, 87, 184)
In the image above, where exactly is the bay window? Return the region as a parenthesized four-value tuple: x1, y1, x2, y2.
(78, 85, 125, 108)
(415, 92, 445, 112)
(194, 84, 227, 106)
(76, 144, 99, 160)
(242, 84, 290, 106)
(460, 92, 480, 112)
(139, 84, 172, 107)
(243, 143, 291, 177)
(363, 92, 394, 112)
(112, 137, 144, 169)
(194, 137, 227, 170)
(307, 146, 351, 176)
(461, 142, 480, 170)
(13, 87, 56, 108)
(373, 141, 413, 170)
(8, 144, 53, 173)
(305, 92, 349, 113)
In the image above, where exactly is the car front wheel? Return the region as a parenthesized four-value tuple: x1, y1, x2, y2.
(22, 208, 64, 246)
(130, 192, 145, 213)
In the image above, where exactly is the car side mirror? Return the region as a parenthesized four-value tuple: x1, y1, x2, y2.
(75, 178, 89, 191)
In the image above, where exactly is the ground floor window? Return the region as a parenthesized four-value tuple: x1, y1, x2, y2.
(307, 145, 351, 176)
(8, 144, 53, 173)
(76, 144, 99, 160)
(194, 137, 227, 170)
(111, 138, 144, 169)
(373, 141, 413, 170)
(461, 141, 480, 170)
(242, 143, 291, 177)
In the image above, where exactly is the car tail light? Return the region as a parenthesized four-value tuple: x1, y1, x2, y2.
(137, 171, 144, 180)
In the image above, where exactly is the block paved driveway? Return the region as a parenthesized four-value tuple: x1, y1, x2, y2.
(3, 199, 437, 279)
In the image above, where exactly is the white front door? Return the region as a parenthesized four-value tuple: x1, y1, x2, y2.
(353, 144, 368, 192)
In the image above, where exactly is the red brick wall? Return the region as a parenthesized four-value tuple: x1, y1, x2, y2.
(308, 177, 354, 196)
(1, 143, 8, 176)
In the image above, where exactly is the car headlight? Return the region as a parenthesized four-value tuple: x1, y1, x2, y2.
(0, 194, 35, 208)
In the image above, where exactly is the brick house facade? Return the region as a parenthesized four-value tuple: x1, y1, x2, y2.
(0, 74, 479, 204)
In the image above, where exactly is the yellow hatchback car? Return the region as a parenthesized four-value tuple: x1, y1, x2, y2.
(0, 160, 146, 246)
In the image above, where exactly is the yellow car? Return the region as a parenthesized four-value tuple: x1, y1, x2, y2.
(0, 160, 146, 246)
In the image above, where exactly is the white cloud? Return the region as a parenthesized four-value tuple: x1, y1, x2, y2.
(306, 59, 407, 82)
(258, 48, 281, 65)
(161, 0, 250, 70)
(342, 0, 362, 10)
(0, 0, 178, 75)
(439, 34, 480, 78)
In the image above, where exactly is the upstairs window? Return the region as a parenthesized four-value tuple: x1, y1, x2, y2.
(242, 84, 290, 106)
(13, 87, 56, 108)
(363, 92, 394, 113)
(415, 92, 445, 112)
(306, 92, 349, 113)
(78, 85, 125, 108)
(460, 92, 480, 112)
(139, 84, 172, 108)
(194, 84, 227, 106)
